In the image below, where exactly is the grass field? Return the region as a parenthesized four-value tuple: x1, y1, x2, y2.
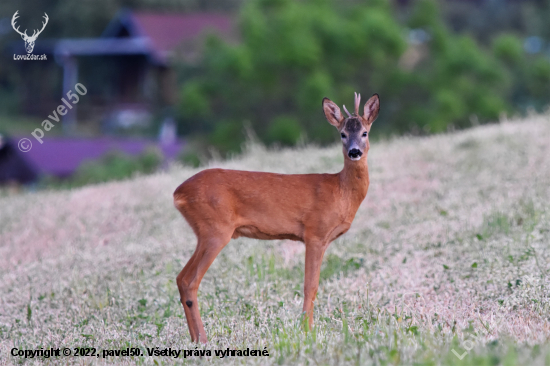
(1, 115, 550, 365)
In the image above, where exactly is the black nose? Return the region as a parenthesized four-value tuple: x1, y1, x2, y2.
(348, 149, 362, 158)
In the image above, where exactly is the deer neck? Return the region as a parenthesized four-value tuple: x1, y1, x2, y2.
(339, 155, 370, 207)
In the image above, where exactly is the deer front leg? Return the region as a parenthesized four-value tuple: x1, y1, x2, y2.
(302, 241, 327, 329)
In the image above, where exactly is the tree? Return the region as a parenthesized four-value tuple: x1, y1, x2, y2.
(178, 0, 512, 154)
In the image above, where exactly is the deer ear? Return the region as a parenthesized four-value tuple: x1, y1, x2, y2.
(363, 94, 380, 125)
(322, 98, 344, 128)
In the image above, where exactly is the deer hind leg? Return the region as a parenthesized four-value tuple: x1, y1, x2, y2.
(176, 228, 232, 343)
(302, 240, 327, 330)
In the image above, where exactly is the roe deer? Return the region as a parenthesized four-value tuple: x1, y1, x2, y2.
(173, 92, 380, 343)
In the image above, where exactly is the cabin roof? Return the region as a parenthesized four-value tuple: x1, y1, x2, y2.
(102, 11, 232, 62)
(16, 137, 183, 178)
(15, 10, 233, 65)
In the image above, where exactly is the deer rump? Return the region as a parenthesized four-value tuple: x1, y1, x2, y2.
(173, 168, 352, 243)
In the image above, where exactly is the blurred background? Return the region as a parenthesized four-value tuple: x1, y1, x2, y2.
(1, 0, 550, 188)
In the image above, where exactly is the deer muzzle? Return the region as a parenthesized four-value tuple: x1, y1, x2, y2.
(348, 148, 363, 160)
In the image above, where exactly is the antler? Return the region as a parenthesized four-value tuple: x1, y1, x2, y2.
(342, 105, 352, 118)
(343, 92, 362, 118)
(30, 13, 49, 39)
(11, 11, 28, 38)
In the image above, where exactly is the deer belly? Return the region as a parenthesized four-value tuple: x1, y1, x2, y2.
(232, 225, 302, 241)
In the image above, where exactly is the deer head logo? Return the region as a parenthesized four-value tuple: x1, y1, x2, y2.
(11, 11, 49, 54)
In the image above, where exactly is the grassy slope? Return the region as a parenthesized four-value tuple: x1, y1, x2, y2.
(1, 115, 549, 365)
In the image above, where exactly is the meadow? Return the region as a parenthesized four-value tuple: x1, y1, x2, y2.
(1, 114, 549, 365)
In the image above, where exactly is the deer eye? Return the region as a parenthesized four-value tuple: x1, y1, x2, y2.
(362, 132, 367, 137)
(340, 133, 347, 139)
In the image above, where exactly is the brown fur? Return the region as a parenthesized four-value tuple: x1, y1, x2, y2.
(173, 94, 380, 343)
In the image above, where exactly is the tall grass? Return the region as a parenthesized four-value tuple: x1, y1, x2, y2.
(1, 114, 550, 365)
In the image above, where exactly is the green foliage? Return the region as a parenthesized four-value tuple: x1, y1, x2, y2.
(179, 81, 210, 120)
(179, 150, 202, 168)
(209, 121, 245, 154)
(493, 35, 524, 65)
(72, 148, 162, 186)
(266, 116, 302, 146)
(178, 0, 408, 153)
(177, 0, 517, 153)
(492, 33, 550, 110)
(399, 1, 510, 132)
(527, 58, 550, 99)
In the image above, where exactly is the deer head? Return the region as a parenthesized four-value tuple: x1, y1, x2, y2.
(323, 92, 380, 161)
(12, 11, 49, 54)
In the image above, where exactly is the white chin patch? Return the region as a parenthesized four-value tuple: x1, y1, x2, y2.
(349, 156, 362, 161)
